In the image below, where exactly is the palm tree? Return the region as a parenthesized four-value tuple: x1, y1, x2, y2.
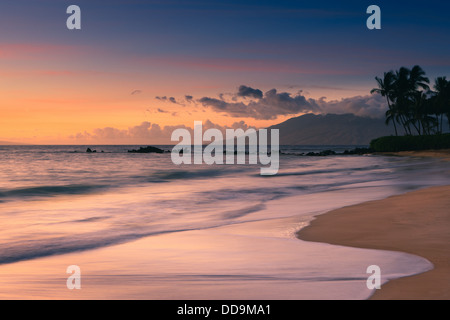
(393, 67, 414, 134)
(371, 71, 399, 135)
(408, 91, 436, 135)
(407, 66, 431, 134)
(394, 66, 430, 135)
(409, 65, 430, 92)
(384, 107, 399, 134)
(373, 65, 447, 136)
(434, 77, 450, 133)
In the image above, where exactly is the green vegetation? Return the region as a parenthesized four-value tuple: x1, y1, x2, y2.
(370, 134, 450, 152)
(370, 65, 450, 152)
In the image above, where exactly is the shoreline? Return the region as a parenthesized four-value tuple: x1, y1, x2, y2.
(296, 185, 450, 300)
(0, 189, 430, 300)
(376, 149, 450, 160)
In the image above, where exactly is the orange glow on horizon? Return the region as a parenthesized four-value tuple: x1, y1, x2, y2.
(0, 42, 370, 144)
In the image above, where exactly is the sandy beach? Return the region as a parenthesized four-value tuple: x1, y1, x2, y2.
(378, 149, 450, 160)
(297, 185, 450, 300)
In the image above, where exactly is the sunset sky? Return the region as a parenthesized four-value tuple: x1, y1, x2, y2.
(1, 0, 450, 144)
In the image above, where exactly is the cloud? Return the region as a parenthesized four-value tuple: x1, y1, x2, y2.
(237, 85, 263, 99)
(198, 97, 239, 111)
(72, 122, 184, 145)
(315, 94, 387, 118)
(201, 119, 255, 133)
(199, 88, 319, 120)
(70, 120, 255, 145)
(157, 108, 169, 113)
(131, 90, 142, 95)
(197, 85, 387, 120)
(155, 95, 185, 106)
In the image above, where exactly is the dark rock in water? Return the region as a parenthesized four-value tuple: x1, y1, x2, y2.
(320, 150, 336, 156)
(128, 146, 165, 154)
(284, 147, 373, 157)
(343, 147, 373, 155)
(305, 150, 336, 156)
(86, 148, 97, 153)
(222, 150, 251, 155)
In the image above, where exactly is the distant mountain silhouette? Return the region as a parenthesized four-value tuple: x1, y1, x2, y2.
(267, 114, 403, 145)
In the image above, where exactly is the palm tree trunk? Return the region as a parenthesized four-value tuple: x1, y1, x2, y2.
(385, 98, 398, 136)
(436, 114, 441, 134)
(400, 115, 411, 135)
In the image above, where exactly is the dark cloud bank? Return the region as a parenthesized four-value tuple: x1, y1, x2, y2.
(197, 85, 386, 120)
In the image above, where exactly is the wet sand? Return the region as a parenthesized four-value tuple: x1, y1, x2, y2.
(378, 149, 450, 160)
(297, 185, 450, 300)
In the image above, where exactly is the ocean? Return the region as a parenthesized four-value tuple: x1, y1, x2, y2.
(0, 145, 449, 299)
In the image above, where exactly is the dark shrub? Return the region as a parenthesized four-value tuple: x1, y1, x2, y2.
(370, 134, 450, 152)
